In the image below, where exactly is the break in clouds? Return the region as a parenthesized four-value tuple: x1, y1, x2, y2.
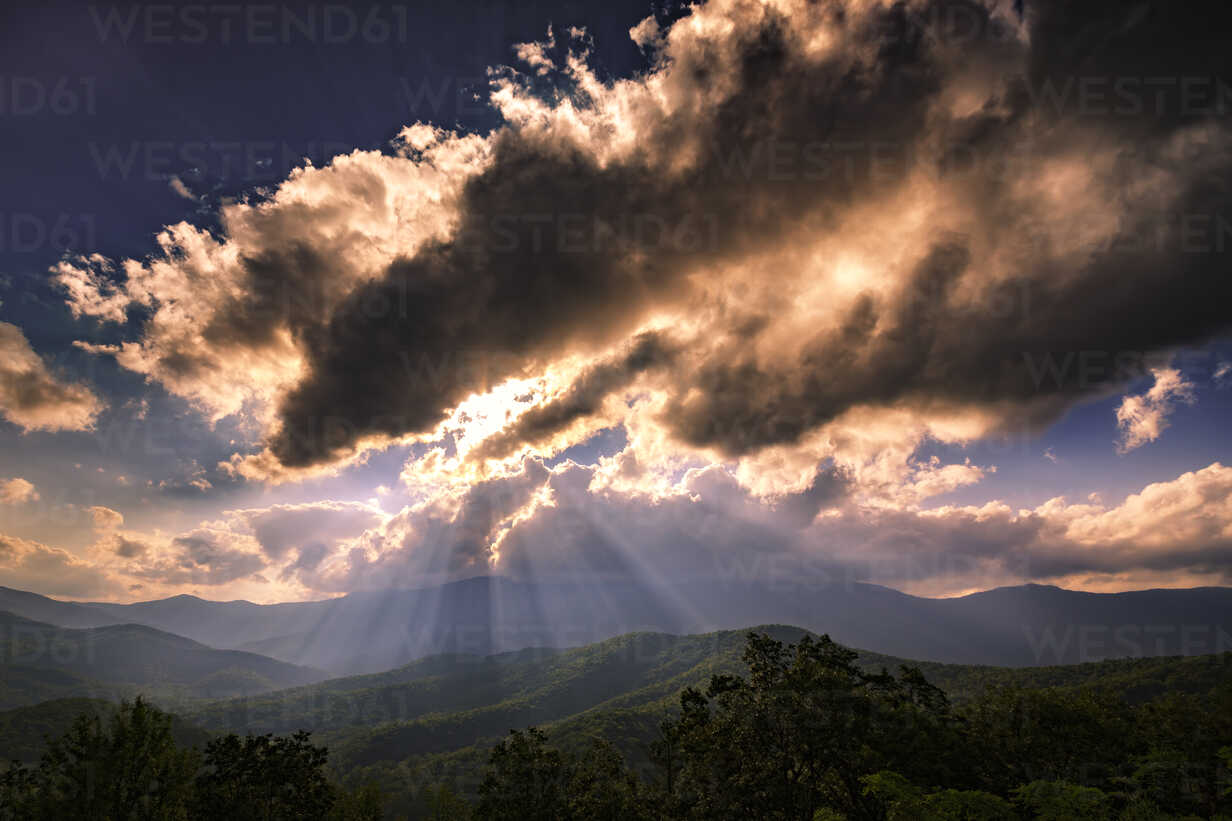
(27, 0, 1232, 598)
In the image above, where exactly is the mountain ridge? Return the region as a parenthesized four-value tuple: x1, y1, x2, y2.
(3, 578, 1230, 673)
(0, 610, 329, 708)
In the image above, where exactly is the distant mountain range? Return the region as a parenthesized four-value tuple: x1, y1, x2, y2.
(0, 611, 327, 708)
(2, 578, 1230, 674)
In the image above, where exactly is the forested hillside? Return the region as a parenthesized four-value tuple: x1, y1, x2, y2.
(177, 626, 1232, 817)
(1, 630, 1229, 819)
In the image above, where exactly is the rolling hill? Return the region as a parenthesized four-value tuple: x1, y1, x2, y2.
(179, 623, 1232, 814)
(0, 611, 328, 708)
(187, 624, 1232, 756)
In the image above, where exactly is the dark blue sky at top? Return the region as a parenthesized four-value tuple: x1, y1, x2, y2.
(0, 0, 677, 539)
(0, 0, 1229, 542)
(0, 0, 667, 348)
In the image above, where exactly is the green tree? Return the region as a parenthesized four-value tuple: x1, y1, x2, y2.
(1013, 779, 1112, 820)
(0, 763, 35, 820)
(647, 715, 681, 798)
(421, 783, 473, 820)
(960, 686, 1128, 794)
(476, 728, 568, 821)
(328, 781, 386, 820)
(1126, 688, 1232, 817)
(192, 730, 336, 820)
(566, 738, 644, 820)
(862, 770, 1014, 820)
(25, 697, 198, 820)
(659, 632, 966, 820)
(1116, 795, 1189, 820)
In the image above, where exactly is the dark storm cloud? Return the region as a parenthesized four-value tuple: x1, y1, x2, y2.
(653, 0, 1232, 455)
(263, 0, 1232, 469)
(266, 0, 967, 467)
(59, 0, 1232, 476)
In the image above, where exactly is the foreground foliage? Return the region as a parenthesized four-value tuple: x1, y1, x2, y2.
(0, 698, 380, 820)
(2, 632, 1230, 819)
(466, 633, 1232, 820)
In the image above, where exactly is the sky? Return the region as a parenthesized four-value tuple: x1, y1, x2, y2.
(1, 0, 1231, 604)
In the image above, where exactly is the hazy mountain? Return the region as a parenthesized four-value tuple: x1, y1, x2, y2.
(0, 611, 328, 707)
(0, 587, 122, 630)
(9, 579, 1232, 673)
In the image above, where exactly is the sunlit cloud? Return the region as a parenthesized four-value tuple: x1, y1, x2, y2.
(57, 0, 1232, 494)
(88, 505, 124, 530)
(0, 322, 102, 432)
(1115, 367, 1196, 453)
(0, 532, 112, 598)
(0, 477, 39, 505)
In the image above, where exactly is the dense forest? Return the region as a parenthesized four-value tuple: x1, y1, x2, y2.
(1, 631, 1229, 819)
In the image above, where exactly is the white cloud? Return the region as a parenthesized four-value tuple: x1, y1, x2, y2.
(89, 505, 124, 530)
(12, 454, 1231, 602)
(0, 478, 38, 505)
(122, 527, 268, 587)
(232, 500, 386, 560)
(513, 25, 557, 75)
(266, 452, 1232, 598)
(0, 322, 102, 432)
(55, 130, 489, 430)
(1115, 367, 1196, 453)
(168, 175, 195, 200)
(0, 533, 112, 598)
